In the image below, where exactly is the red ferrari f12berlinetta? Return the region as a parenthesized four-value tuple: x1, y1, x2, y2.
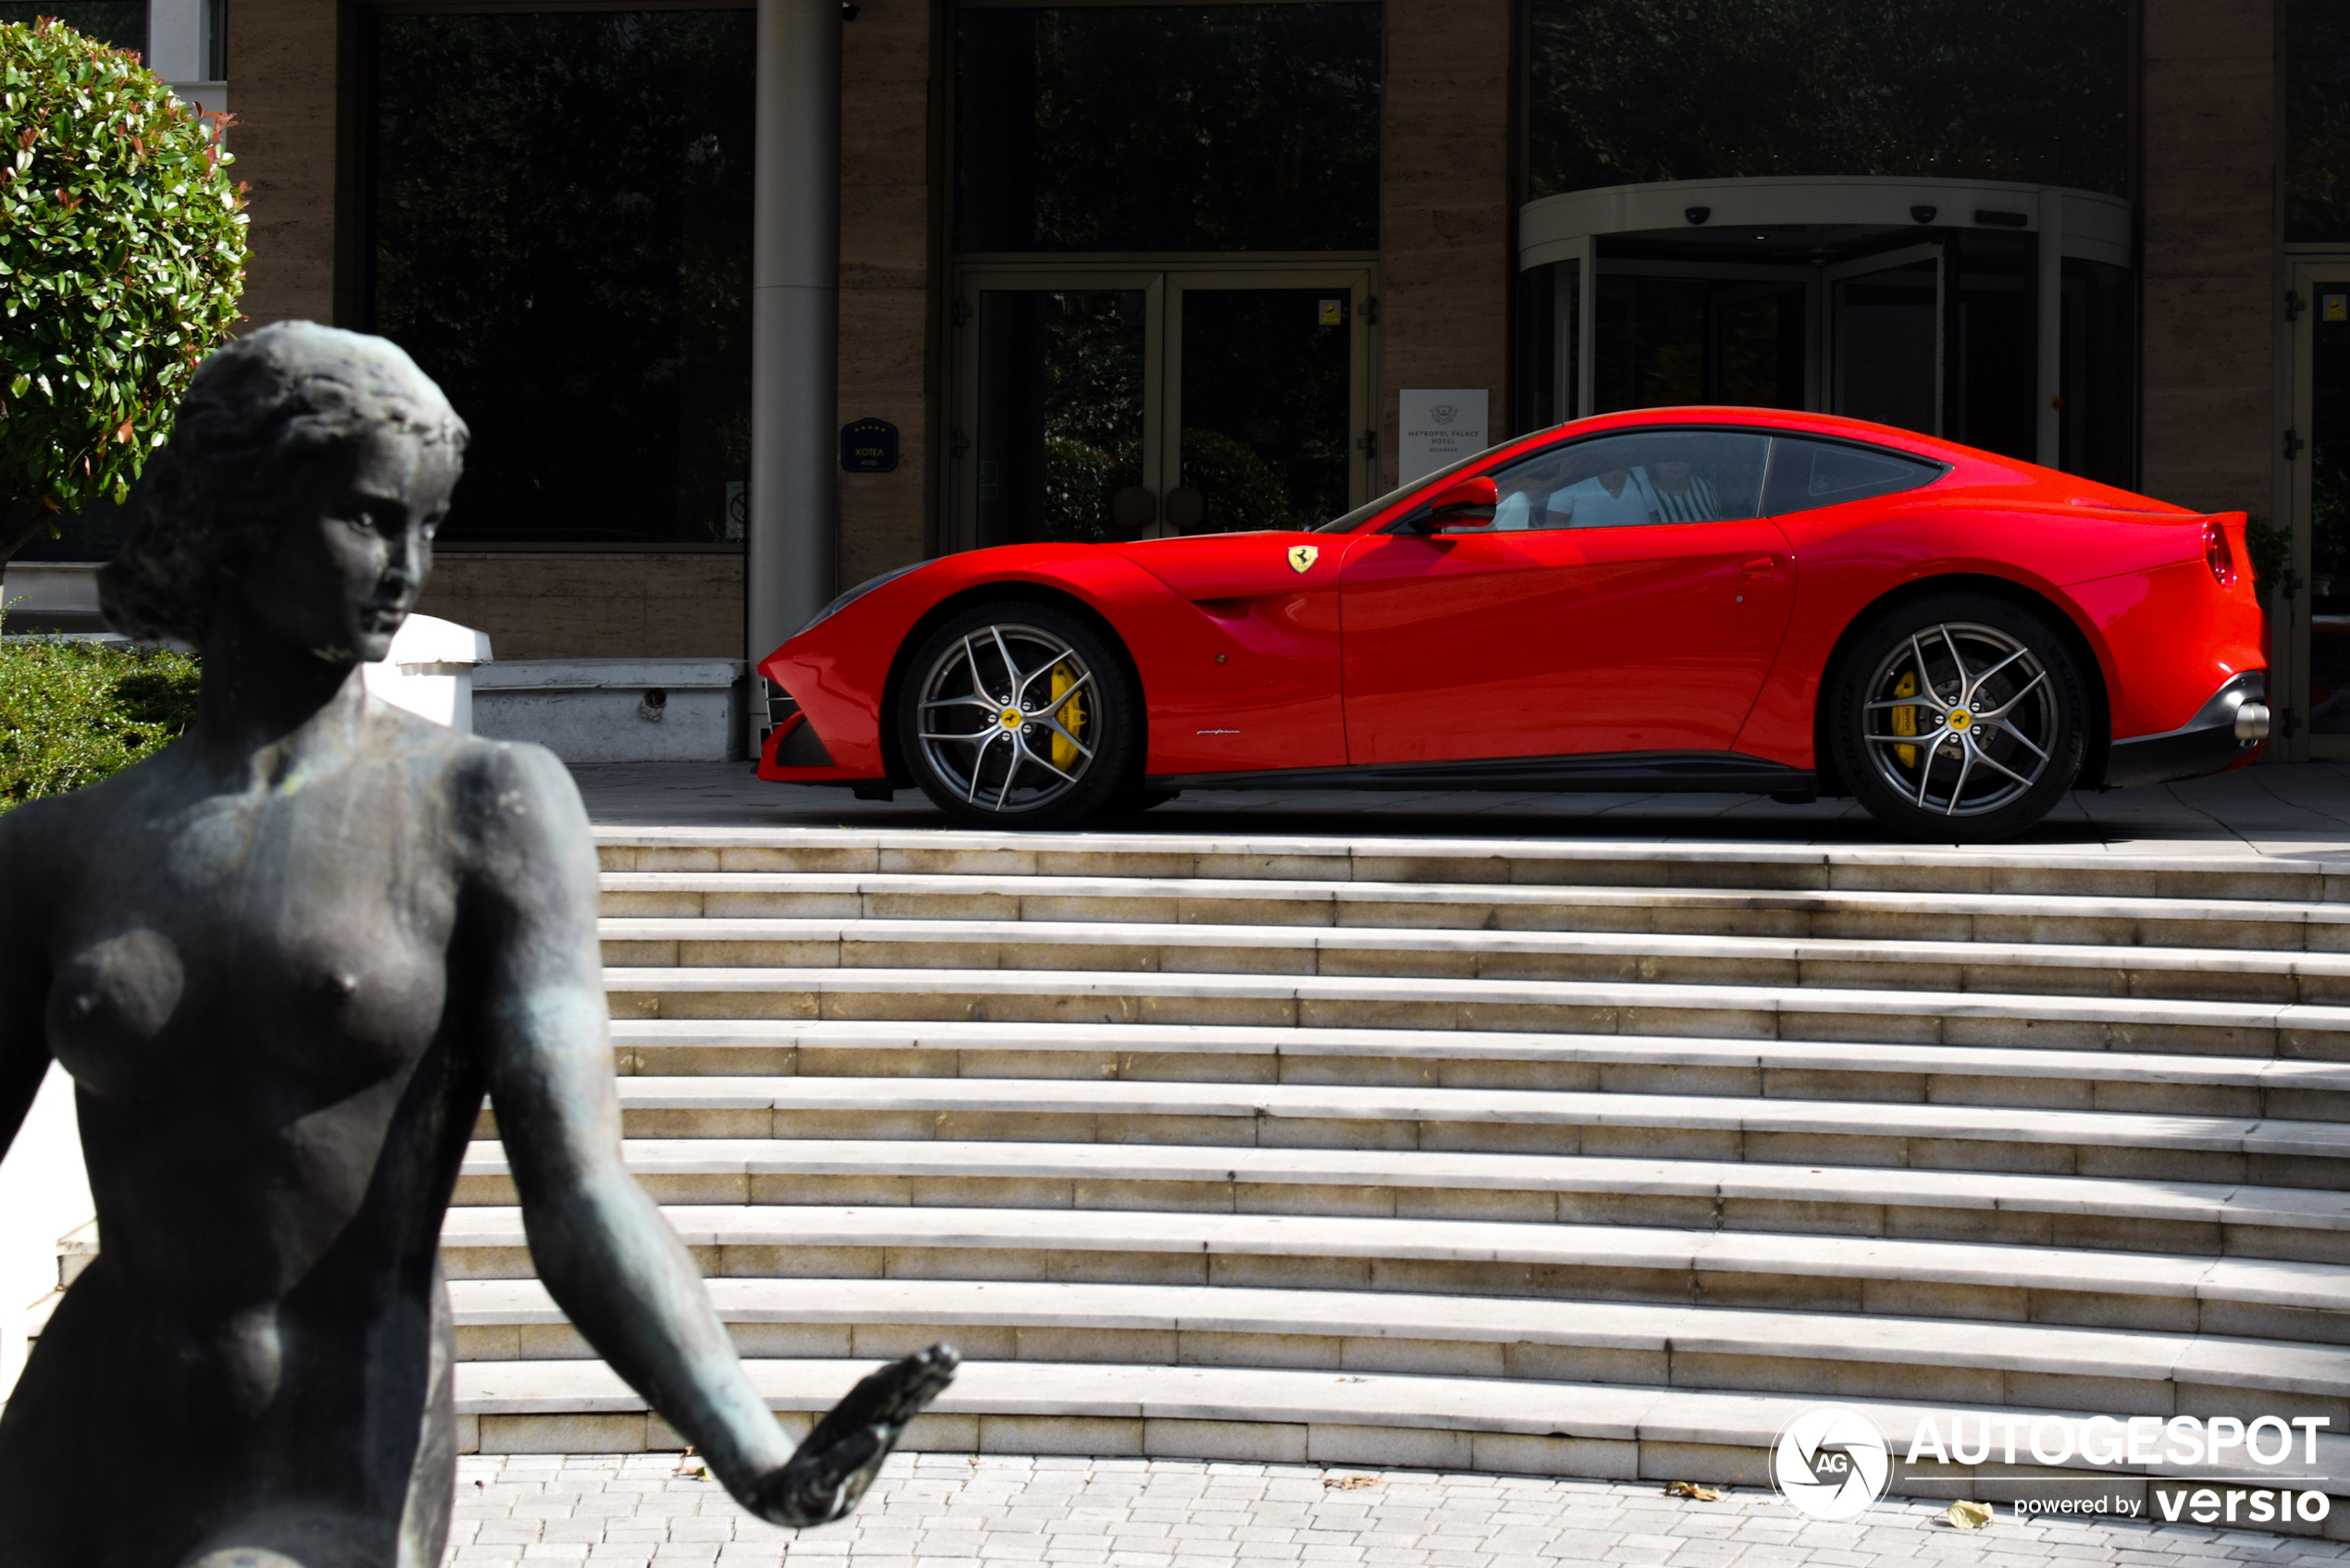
(754, 408, 2270, 842)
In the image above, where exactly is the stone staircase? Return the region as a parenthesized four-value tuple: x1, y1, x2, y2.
(32, 828, 2350, 1518)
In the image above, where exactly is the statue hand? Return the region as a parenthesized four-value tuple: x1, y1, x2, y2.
(736, 1343, 960, 1527)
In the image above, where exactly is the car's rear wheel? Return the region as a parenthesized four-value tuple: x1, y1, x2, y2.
(897, 602, 1140, 830)
(1829, 592, 2087, 843)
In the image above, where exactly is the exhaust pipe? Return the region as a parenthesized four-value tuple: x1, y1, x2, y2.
(2234, 703, 2270, 743)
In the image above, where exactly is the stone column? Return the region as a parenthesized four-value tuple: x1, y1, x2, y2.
(1377, 0, 1513, 490)
(749, 0, 844, 670)
(145, 0, 203, 84)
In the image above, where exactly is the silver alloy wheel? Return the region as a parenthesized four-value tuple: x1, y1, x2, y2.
(914, 622, 1099, 813)
(1860, 621, 2058, 818)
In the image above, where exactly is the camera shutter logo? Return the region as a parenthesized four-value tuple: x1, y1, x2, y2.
(1773, 1405, 1892, 1521)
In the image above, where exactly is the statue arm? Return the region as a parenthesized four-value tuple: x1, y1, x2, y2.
(459, 744, 798, 1499)
(458, 743, 954, 1523)
(0, 816, 52, 1164)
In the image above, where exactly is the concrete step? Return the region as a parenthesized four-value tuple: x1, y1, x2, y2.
(604, 1018, 2350, 1123)
(595, 916, 2350, 1006)
(601, 966, 2350, 1058)
(448, 1355, 2350, 1521)
(449, 1137, 2350, 1266)
(519, 1074, 2350, 1190)
(431, 1204, 2350, 1343)
(594, 827, 2350, 906)
(442, 1275, 2350, 1420)
(600, 870, 2350, 952)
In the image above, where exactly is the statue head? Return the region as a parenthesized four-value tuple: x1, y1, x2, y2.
(100, 321, 468, 663)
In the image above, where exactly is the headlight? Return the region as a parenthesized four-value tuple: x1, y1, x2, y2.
(796, 562, 926, 637)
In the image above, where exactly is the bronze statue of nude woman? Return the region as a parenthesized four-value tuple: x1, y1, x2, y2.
(0, 323, 953, 1567)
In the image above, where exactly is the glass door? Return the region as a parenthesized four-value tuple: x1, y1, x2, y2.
(1164, 274, 1369, 534)
(957, 272, 1163, 551)
(2289, 262, 2350, 759)
(950, 264, 1375, 550)
(1586, 262, 1815, 416)
(1827, 243, 1945, 436)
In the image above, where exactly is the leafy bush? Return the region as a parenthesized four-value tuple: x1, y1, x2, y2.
(0, 626, 198, 812)
(0, 15, 247, 562)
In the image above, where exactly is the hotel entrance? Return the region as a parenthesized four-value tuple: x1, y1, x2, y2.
(946, 263, 1379, 550)
(1515, 178, 2135, 486)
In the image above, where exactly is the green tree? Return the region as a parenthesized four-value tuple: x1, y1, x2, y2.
(0, 16, 246, 564)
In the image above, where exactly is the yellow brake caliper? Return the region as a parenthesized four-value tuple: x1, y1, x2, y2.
(1891, 670, 1918, 769)
(1049, 664, 1086, 772)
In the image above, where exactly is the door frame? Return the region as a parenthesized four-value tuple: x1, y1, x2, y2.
(1824, 242, 1946, 437)
(2286, 257, 2350, 761)
(946, 268, 1167, 559)
(946, 260, 1379, 554)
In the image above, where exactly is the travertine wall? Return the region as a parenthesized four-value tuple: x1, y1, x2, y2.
(1376, 0, 1514, 490)
(835, 0, 940, 590)
(224, 0, 339, 328)
(414, 556, 746, 662)
(2140, 0, 2280, 515)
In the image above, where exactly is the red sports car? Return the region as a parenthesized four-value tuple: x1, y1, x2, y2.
(755, 408, 2270, 842)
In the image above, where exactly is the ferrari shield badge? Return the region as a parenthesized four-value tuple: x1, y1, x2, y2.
(1287, 545, 1319, 574)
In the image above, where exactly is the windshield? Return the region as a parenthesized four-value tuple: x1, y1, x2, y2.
(1312, 445, 1502, 532)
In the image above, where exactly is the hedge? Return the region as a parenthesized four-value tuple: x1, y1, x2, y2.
(0, 626, 198, 812)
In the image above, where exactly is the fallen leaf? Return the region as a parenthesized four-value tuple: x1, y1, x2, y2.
(1664, 1482, 1722, 1501)
(1944, 1500, 1993, 1530)
(1323, 1475, 1380, 1490)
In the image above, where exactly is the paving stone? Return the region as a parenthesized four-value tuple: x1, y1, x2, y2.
(433, 1458, 2350, 1567)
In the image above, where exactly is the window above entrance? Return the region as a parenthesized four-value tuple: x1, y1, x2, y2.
(954, 3, 1379, 253)
(2290, 0, 2350, 241)
(1528, 0, 2129, 202)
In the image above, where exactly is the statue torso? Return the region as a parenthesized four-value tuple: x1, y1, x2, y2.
(0, 703, 495, 1564)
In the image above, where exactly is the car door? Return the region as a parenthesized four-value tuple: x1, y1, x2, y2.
(1340, 427, 1797, 765)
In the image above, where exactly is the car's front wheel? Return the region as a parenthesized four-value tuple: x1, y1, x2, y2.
(1829, 592, 2088, 843)
(897, 602, 1140, 830)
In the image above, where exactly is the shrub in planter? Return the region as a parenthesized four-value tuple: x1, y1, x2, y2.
(0, 627, 199, 811)
(0, 15, 247, 563)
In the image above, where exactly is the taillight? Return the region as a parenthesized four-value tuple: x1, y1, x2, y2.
(2205, 520, 2237, 586)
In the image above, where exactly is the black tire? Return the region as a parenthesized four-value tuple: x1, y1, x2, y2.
(1828, 590, 2088, 844)
(896, 600, 1142, 831)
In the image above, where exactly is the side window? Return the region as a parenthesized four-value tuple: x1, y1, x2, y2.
(1762, 438, 1945, 514)
(1466, 430, 1773, 533)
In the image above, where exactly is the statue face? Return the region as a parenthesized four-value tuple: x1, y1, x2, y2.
(233, 426, 459, 665)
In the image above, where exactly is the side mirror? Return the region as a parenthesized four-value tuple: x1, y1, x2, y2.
(1419, 475, 1498, 528)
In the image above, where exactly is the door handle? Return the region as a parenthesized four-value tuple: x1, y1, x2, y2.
(1738, 556, 1778, 579)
